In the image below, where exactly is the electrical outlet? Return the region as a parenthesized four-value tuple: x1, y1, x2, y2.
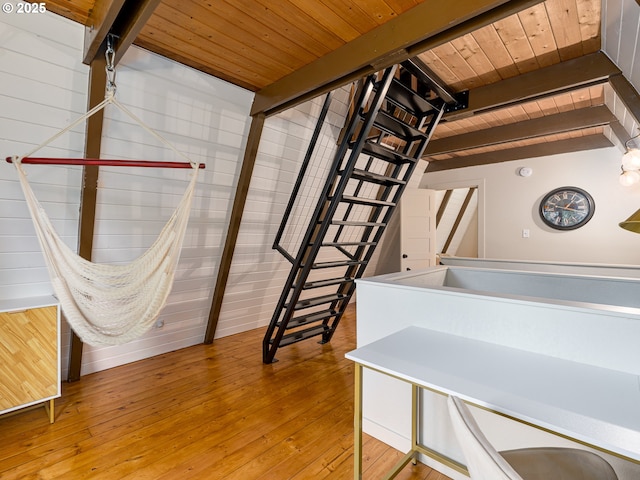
(522, 229, 530, 238)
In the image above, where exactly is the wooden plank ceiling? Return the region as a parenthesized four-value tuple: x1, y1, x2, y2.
(40, 0, 618, 170)
(419, 0, 612, 170)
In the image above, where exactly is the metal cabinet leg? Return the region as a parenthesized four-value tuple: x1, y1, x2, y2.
(354, 363, 363, 479)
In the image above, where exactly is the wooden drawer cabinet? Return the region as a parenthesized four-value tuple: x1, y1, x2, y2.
(0, 296, 60, 423)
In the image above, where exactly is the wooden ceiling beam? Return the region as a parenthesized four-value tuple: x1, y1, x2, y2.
(609, 74, 640, 129)
(609, 120, 633, 146)
(204, 114, 266, 344)
(111, 0, 164, 65)
(425, 106, 617, 155)
(426, 135, 613, 172)
(436, 190, 453, 227)
(442, 187, 476, 254)
(83, 0, 126, 64)
(443, 52, 621, 121)
(68, 49, 108, 382)
(83, 0, 163, 65)
(251, 0, 545, 117)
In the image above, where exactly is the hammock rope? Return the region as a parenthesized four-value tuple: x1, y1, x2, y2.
(11, 66, 201, 345)
(15, 158, 198, 345)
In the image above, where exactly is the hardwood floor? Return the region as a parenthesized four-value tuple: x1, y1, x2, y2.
(0, 304, 451, 479)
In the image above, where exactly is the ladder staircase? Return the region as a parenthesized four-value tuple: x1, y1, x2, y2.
(263, 59, 465, 363)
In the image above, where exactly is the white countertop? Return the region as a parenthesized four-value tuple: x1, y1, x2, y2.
(346, 326, 640, 461)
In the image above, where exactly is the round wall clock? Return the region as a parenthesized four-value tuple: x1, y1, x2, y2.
(539, 187, 595, 230)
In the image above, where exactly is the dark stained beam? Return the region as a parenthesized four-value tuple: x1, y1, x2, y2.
(442, 188, 476, 254)
(111, 0, 164, 65)
(609, 74, 640, 128)
(402, 57, 458, 106)
(426, 135, 613, 172)
(609, 120, 632, 146)
(68, 49, 108, 382)
(436, 190, 453, 228)
(251, 0, 545, 117)
(75, 0, 163, 377)
(444, 51, 621, 121)
(425, 106, 617, 155)
(204, 114, 266, 343)
(83, 0, 163, 65)
(83, 0, 126, 64)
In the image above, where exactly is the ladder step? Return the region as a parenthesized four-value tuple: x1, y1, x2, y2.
(279, 309, 338, 328)
(263, 64, 448, 364)
(321, 241, 377, 247)
(360, 141, 416, 165)
(290, 293, 346, 310)
(304, 277, 354, 289)
(276, 325, 331, 347)
(348, 168, 406, 186)
(341, 195, 395, 207)
(373, 110, 428, 141)
(331, 220, 386, 227)
(384, 78, 439, 116)
(312, 259, 367, 269)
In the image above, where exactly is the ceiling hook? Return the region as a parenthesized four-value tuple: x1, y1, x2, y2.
(105, 33, 119, 95)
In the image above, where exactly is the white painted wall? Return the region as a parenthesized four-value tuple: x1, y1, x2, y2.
(80, 46, 253, 374)
(422, 146, 640, 265)
(435, 187, 478, 256)
(216, 89, 351, 337)
(0, 13, 87, 379)
(0, 13, 254, 376)
(0, 10, 360, 376)
(602, 0, 640, 149)
(3, 0, 639, 379)
(419, 0, 640, 267)
(603, 0, 640, 94)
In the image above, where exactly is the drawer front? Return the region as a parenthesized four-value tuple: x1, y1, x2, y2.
(0, 306, 59, 412)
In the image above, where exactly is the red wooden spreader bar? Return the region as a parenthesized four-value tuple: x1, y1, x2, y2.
(6, 157, 205, 169)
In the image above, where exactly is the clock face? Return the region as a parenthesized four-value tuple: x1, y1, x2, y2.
(539, 187, 595, 230)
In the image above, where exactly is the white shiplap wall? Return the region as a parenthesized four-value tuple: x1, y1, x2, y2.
(0, 13, 88, 379)
(1, 11, 399, 375)
(79, 47, 253, 374)
(602, 0, 640, 142)
(603, 0, 640, 88)
(215, 90, 352, 338)
(0, 13, 255, 376)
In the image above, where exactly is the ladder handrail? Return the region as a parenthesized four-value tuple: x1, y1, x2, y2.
(272, 92, 332, 258)
(261, 74, 381, 363)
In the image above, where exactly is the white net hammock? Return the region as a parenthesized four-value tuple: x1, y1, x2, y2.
(12, 92, 201, 346)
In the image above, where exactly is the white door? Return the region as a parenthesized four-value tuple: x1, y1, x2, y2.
(400, 189, 436, 272)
